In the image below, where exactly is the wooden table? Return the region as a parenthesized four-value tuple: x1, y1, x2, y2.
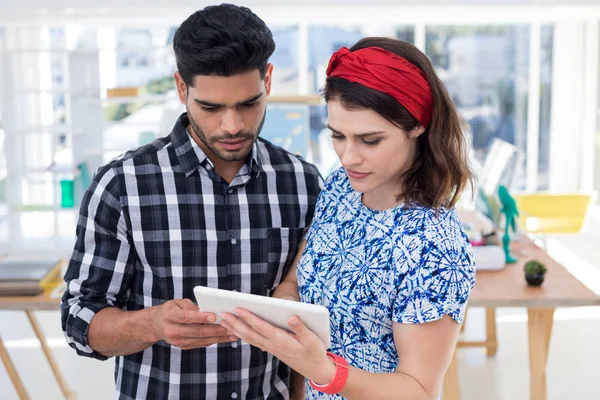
(442, 239, 600, 400)
(0, 293, 76, 399)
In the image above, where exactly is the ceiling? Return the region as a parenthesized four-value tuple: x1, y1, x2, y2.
(1, 0, 599, 24)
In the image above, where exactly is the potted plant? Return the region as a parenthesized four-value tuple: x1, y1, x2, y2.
(524, 260, 547, 286)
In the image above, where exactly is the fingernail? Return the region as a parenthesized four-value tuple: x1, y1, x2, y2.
(229, 336, 238, 341)
(289, 317, 299, 327)
(207, 315, 215, 323)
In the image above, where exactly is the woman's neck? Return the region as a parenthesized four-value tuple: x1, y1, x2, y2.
(361, 185, 403, 211)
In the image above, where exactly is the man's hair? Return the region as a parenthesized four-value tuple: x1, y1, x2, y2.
(173, 3, 275, 86)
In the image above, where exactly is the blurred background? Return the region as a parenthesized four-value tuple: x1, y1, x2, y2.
(0, 1, 599, 399)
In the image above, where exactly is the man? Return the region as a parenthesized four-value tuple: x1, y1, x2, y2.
(61, 4, 322, 399)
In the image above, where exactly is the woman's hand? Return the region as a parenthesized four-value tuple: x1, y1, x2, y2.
(220, 308, 336, 385)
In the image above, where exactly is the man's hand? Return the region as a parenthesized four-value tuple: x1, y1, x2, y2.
(151, 299, 236, 350)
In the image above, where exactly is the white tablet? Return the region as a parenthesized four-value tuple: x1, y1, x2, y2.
(193, 286, 331, 348)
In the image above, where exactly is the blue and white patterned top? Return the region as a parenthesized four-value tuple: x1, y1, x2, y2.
(297, 168, 476, 400)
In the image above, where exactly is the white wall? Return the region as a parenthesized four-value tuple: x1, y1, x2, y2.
(548, 20, 599, 192)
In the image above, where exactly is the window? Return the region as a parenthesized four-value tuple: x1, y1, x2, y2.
(538, 25, 554, 191)
(114, 27, 176, 88)
(308, 25, 367, 94)
(0, 26, 76, 249)
(426, 25, 531, 189)
(270, 25, 300, 95)
(0, 27, 6, 209)
(595, 26, 600, 204)
(395, 26, 415, 43)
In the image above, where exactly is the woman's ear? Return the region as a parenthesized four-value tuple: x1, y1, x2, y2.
(409, 125, 426, 139)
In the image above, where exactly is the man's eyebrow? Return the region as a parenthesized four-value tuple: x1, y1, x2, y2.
(193, 93, 263, 108)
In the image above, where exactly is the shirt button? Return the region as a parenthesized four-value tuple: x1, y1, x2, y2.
(228, 188, 233, 194)
(231, 341, 238, 348)
(231, 238, 237, 245)
(231, 393, 238, 399)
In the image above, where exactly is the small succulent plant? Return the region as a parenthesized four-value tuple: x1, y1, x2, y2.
(524, 260, 547, 286)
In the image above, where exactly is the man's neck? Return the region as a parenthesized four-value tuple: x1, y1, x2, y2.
(213, 159, 245, 184)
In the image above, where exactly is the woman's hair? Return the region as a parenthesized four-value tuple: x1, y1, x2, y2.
(323, 37, 473, 209)
(173, 4, 275, 86)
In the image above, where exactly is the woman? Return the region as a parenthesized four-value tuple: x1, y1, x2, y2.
(220, 37, 476, 400)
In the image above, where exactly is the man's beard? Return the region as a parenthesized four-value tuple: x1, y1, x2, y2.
(187, 110, 266, 162)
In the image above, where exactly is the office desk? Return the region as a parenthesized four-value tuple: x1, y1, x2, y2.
(0, 293, 75, 400)
(443, 239, 600, 400)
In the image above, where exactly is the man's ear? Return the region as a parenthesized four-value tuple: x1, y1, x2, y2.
(264, 63, 274, 95)
(174, 71, 188, 105)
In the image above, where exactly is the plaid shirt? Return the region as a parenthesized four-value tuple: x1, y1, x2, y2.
(61, 113, 322, 400)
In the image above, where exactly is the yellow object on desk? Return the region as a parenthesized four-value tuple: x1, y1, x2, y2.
(515, 193, 596, 234)
(39, 261, 65, 296)
(0, 259, 64, 297)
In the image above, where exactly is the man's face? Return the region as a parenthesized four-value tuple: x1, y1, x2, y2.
(174, 65, 272, 163)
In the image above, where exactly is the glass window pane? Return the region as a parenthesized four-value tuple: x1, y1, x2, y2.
(595, 26, 600, 204)
(0, 28, 5, 208)
(308, 25, 367, 93)
(113, 27, 177, 90)
(426, 25, 530, 190)
(395, 26, 415, 44)
(10, 52, 67, 95)
(0, 128, 5, 207)
(19, 173, 55, 206)
(538, 24, 554, 191)
(6, 27, 46, 50)
(114, 47, 176, 89)
(13, 92, 66, 130)
(270, 25, 299, 95)
(67, 26, 99, 50)
(0, 27, 5, 51)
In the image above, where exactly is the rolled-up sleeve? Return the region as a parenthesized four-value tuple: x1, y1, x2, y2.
(60, 165, 135, 360)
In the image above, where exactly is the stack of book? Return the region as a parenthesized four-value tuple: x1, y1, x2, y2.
(0, 259, 63, 296)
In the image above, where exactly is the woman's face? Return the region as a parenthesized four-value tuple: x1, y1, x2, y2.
(327, 99, 424, 202)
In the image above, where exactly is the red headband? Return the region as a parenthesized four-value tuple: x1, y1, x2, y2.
(326, 46, 433, 128)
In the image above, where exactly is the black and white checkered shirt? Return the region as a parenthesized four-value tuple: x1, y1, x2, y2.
(61, 113, 322, 400)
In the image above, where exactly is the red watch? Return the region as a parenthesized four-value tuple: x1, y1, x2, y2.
(309, 352, 350, 394)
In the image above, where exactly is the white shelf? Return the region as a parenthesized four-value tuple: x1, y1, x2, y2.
(98, 93, 176, 104)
